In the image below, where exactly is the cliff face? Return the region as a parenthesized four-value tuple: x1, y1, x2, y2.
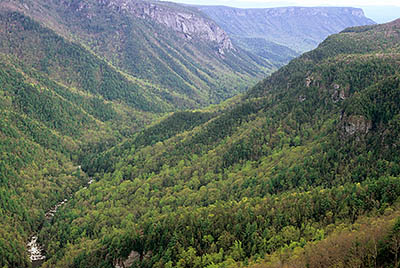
(63, 0, 234, 54)
(114, 0, 234, 54)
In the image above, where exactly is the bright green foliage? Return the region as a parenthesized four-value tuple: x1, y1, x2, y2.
(0, 8, 162, 268)
(0, 1, 399, 267)
(33, 19, 400, 268)
(0, 0, 276, 264)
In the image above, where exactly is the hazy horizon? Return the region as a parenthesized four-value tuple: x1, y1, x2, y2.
(164, 0, 400, 23)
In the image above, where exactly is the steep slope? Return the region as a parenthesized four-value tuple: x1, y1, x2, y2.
(0, 8, 177, 149)
(37, 19, 400, 267)
(0, 10, 163, 267)
(2, 0, 271, 106)
(0, 2, 274, 266)
(0, 8, 204, 111)
(197, 6, 375, 66)
(0, 54, 94, 267)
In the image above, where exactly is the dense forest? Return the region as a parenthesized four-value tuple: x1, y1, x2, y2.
(0, 9, 159, 267)
(0, 0, 399, 267)
(32, 19, 400, 267)
(0, 1, 268, 265)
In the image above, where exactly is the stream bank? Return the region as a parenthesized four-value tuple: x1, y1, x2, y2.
(27, 178, 94, 266)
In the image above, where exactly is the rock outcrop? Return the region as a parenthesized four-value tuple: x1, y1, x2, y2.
(88, 0, 234, 54)
(331, 83, 348, 103)
(114, 250, 152, 268)
(340, 113, 372, 139)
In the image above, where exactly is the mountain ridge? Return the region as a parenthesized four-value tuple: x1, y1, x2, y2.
(33, 18, 400, 268)
(1, 0, 271, 106)
(196, 5, 375, 66)
(0, 1, 398, 267)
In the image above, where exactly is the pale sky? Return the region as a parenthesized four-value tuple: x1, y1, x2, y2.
(167, 0, 400, 7)
(165, 0, 400, 22)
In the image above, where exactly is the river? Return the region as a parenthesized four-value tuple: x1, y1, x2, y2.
(27, 178, 95, 267)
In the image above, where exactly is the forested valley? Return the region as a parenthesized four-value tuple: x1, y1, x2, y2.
(1, 1, 400, 268)
(37, 20, 400, 268)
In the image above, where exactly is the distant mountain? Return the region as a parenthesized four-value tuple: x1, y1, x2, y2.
(197, 6, 375, 66)
(36, 19, 400, 268)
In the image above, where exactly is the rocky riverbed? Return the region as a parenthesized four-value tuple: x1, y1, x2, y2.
(27, 177, 95, 266)
(27, 236, 46, 267)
